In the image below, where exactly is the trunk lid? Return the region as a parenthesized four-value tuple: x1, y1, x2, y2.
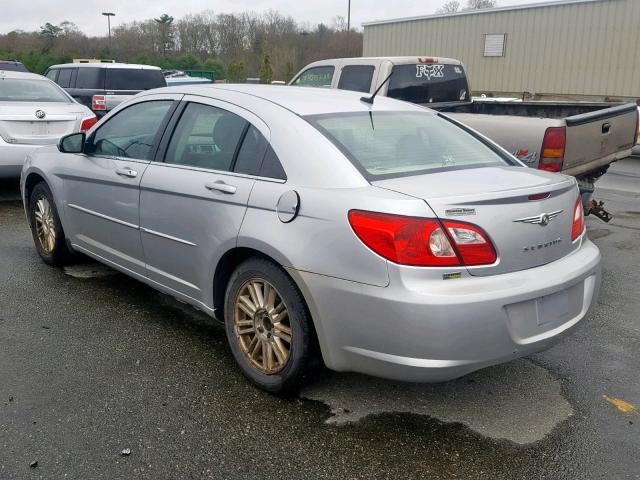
(373, 166, 580, 276)
(0, 102, 84, 145)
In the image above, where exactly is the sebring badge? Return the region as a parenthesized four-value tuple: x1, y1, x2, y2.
(513, 210, 563, 227)
(35, 110, 46, 119)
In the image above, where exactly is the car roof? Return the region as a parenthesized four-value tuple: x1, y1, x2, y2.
(152, 84, 431, 116)
(48, 63, 162, 70)
(303, 56, 463, 66)
(0, 70, 47, 80)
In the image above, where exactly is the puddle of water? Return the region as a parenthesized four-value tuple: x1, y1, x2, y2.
(64, 264, 119, 279)
(300, 359, 572, 445)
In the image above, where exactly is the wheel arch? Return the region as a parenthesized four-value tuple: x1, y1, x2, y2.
(213, 246, 325, 364)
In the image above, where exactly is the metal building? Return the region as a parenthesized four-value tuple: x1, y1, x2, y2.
(363, 0, 640, 101)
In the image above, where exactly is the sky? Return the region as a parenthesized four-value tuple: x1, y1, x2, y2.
(1, 0, 542, 35)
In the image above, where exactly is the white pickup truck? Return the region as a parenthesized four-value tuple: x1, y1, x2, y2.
(290, 56, 639, 220)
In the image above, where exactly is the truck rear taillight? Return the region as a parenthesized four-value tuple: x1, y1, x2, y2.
(539, 126, 566, 173)
(348, 210, 496, 267)
(80, 116, 98, 132)
(92, 95, 107, 111)
(418, 57, 437, 64)
(571, 197, 585, 241)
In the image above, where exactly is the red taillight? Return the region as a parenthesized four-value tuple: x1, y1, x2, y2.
(418, 57, 437, 64)
(633, 108, 639, 146)
(348, 210, 497, 267)
(80, 116, 98, 132)
(539, 127, 565, 173)
(571, 197, 585, 241)
(92, 95, 106, 111)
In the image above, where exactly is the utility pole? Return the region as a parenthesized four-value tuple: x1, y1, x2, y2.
(102, 12, 115, 48)
(347, 0, 351, 32)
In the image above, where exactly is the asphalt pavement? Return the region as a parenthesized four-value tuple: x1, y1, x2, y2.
(0, 160, 639, 479)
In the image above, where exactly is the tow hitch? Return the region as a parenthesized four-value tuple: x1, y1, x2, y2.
(586, 199, 612, 223)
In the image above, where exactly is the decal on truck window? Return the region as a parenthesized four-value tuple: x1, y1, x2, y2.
(415, 64, 444, 80)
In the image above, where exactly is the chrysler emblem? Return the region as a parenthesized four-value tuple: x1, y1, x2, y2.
(35, 110, 46, 119)
(513, 210, 563, 226)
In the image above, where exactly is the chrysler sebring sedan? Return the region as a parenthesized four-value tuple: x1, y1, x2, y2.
(21, 85, 601, 393)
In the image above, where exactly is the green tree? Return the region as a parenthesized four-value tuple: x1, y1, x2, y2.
(39, 22, 62, 53)
(154, 14, 175, 57)
(227, 60, 246, 83)
(203, 58, 225, 80)
(284, 61, 295, 83)
(258, 52, 273, 84)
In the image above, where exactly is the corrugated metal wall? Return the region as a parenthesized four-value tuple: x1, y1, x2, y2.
(363, 0, 640, 98)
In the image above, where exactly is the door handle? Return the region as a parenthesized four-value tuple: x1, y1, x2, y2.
(205, 181, 237, 194)
(116, 167, 138, 178)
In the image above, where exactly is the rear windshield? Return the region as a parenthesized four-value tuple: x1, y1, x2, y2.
(0, 78, 70, 103)
(387, 63, 469, 104)
(105, 69, 166, 90)
(0, 61, 28, 72)
(306, 111, 511, 180)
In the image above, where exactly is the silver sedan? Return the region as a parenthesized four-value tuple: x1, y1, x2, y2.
(0, 70, 97, 178)
(20, 85, 601, 393)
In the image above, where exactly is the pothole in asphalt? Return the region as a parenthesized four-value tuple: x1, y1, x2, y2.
(300, 358, 572, 445)
(64, 263, 119, 279)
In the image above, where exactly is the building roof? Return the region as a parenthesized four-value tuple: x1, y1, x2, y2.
(362, 0, 604, 26)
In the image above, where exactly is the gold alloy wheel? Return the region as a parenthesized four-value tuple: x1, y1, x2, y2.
(34, 197, 56, 254)
(234, 279, 292, 374)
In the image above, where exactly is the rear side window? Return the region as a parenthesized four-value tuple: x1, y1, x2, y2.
(105, 69, 166, 90)
(292, 66, 334, 88)
(165, 103, 247, 172)
(338, 65, 375, 93)
(387, 63, 469, 104)
(76, 68, 105, 89)
(259, 146, 286, 180)
(56, 68, 74, 88)
(89, 100, 174, 160)
(234, 125, 268, 176)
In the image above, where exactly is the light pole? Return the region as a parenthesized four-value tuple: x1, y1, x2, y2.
(102, 12, 115, 48)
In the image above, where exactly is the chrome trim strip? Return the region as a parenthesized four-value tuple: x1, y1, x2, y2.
(513, 209, 563, 225)
(67, 203, 139, 230)
(141, 227, 197, 247)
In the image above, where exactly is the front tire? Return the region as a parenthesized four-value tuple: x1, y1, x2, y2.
(224, 257, 315, 394)
(29, 182, 73, 266)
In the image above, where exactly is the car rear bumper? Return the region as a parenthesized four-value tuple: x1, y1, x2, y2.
(0, 138, 43, 178)
(291, 237, 601, 382)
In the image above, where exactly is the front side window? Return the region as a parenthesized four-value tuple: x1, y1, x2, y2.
(338, 65, 375, 93)
(45, 69, 57, 81)
(0, 79, 70, 103)
(89, 100, 173, 160)
(306, 111, 513, 180)
(292, 66, 334, 88)
(387, 63, 469, 104)
(165, 103, 247, 172)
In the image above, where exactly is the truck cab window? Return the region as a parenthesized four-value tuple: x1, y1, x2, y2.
(338, 65, 375, 93)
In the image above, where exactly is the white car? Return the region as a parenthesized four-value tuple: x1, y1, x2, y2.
(0, 70, 97, 178)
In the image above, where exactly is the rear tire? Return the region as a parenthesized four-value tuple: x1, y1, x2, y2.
(224, 257, 315, 394)
(28, 182, 74, 266)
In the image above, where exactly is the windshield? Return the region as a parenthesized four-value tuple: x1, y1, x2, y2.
(0, 78, 70, 103)
(387, 63, 469, 104)
(105, 69, 167, 90)
(306, 111, 513, 180)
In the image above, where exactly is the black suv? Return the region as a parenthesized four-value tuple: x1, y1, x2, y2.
(0, 60, 29, 72)
(44, 63, 167, 117)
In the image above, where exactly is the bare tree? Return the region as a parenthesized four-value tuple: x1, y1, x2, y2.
(465, 0, 497, 10)
(436, 1, 461, 13)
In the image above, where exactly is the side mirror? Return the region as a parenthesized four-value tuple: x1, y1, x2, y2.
(58, 132, 86, 154)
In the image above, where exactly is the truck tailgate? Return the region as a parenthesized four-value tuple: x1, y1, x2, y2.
(563, 103, 637, 174)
